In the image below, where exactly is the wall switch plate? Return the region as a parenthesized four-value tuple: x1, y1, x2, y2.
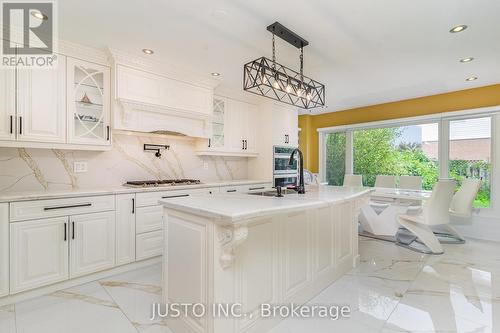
(73, 161, 88, 173)
(203, 161, 209, 170)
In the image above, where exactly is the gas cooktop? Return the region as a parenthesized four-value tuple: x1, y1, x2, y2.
(124, 179, 202, 188)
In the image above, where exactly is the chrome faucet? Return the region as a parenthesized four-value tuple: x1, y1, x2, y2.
(289, 148, 305, 194)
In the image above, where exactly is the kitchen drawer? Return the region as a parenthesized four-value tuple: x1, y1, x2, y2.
(221, 183, 272, 194)
(136, 205, 163, 234)
(10, 195, 115, 222)
(135, 187, 218, 207)
(136, 230, 163, 260)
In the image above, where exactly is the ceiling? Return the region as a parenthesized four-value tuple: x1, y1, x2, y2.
(58, 0, 500, 114)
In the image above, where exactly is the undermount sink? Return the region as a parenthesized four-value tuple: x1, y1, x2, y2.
(248, 189, 297, 197)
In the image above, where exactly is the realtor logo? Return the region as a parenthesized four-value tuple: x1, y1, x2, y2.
(1, 1, 57, 67)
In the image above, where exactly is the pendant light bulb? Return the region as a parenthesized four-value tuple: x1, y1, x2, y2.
(285, 79, 292, 93)
(273, 71, 281, 90)
(260, 67, 267, 83)
(297, 84, 304, 97)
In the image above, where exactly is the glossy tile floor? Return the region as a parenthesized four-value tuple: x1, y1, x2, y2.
(1, 237, 499, 333)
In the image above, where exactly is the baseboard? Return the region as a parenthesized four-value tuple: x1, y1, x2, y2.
(0, 256, 161, 307)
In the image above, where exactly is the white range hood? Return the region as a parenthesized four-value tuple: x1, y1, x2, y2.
(111, 52, 218, 138)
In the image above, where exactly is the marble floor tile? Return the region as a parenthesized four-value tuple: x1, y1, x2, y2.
(385, 291, 500, 332)
(14, 282, 138, 333)
(3, 237, 500, 333)
(99, 264, 164, 332)
(0, 304, 16, 333)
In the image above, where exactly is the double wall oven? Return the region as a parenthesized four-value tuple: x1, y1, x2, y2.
(273, 146, 298, 188)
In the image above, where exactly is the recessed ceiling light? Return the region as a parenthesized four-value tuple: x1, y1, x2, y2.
(31, 10, 48, 20)
(211, 72, 221, 76)
(142, 48, 154, 55)
(450, 25, 467, 33)
(465, 76, 478, 81)
(459, 57, 474, 63)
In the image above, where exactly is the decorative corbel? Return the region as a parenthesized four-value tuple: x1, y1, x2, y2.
(217, 226, 248, 269)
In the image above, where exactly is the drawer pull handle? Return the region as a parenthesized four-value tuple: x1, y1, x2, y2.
(44, 203, 92, 211)
(72, 221, 75, 240)
(64, 222, 67, 242)
(226, 189, 237, 193)
(249, 186, 265, 190)
(161, 194, 190, 199)
(132, 198, 135, 214)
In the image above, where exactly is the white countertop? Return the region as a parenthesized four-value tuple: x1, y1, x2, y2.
(0, 180, 271, 203)
(159, 185, 372, 223)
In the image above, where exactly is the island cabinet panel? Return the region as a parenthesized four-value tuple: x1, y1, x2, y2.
(166, 211, 209, 333)
(163, 190, 369, 333)
(336, 201, 354, 269)
(281, 210, 312, 301)
(313, 206, 336, 281)
(236, 218, 277, 327)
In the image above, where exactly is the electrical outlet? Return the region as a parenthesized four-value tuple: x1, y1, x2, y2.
(73, 161, 88, 173)
(203, 161, 209, 170)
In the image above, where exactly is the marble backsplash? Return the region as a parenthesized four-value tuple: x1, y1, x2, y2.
(0, 134, 248, 192)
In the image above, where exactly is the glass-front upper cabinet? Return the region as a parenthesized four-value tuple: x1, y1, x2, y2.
(210, 98, 225, 148)
(67, 57, 111, 146)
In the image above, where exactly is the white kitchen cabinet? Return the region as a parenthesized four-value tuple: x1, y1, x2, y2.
(272, 104, 298, 146)
(136, 205, 163, 234)
(16, 56, 67, 143)
(136, 230, 164, 261)
(10, 217, 69, 293)
(115, 194, 136, 265)
(196, 96, 259, 156)
(67, 57, 111, 146)
(0, 204, 9, 297)
(69, 211, 115, 278)
(0, 68, 16, 141)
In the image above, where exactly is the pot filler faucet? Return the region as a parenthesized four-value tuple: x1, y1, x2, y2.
(289, 148, 305, 194)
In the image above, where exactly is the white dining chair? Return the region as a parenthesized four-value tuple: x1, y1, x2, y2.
(396, 179, 456, 254)
(343, 174, 363, 187)
(433, 178, 481, 244)
(368, 175, 396, 214)
(399, 176, 422, 190)
(374, 175, 397, 188)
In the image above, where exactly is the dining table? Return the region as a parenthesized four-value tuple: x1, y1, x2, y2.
(358, 187, 432, 241)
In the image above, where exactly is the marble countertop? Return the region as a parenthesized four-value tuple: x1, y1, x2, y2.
(0, 180, 271, 203)
(159, 185, 372, 223)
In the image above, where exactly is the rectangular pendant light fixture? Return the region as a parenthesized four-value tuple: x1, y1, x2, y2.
(243, 22, 325, 109)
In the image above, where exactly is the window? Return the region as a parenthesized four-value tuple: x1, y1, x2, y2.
(352, 123, 439, 189)
(325, 132, 346, 186)
(320, 110, 498, 213)
(449, 117, 492, 207)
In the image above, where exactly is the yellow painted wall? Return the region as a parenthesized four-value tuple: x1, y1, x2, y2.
(299, 84, 500, 172)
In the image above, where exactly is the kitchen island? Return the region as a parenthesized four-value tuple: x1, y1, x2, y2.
(159, 185, 371, 333)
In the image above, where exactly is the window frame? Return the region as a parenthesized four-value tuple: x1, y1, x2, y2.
(318, 106, 500, 217)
